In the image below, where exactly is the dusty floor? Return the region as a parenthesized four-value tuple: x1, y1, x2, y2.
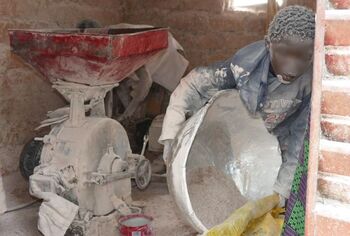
(0, 177, 197, 236)
(133, 181, 197, 236)
(0, 171, 44, 236)
(187, 166, 247, 229)
(0, 202, 41, 236)
(1, 171, 36, 210)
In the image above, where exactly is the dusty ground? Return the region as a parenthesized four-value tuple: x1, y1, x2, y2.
(1, 171, 36, 209)
(0, 171, 43, 236)
(133, 181, 197, 236)
(0, 178, 197, 236)
(0, 202, 41, 236)
(187, 166, 247, 229)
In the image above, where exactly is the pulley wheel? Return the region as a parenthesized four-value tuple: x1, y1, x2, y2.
(19, 138, 43, 180)
(135, 159, 152, 190)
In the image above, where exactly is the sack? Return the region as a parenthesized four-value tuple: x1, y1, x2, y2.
(205, 194, 284, 236)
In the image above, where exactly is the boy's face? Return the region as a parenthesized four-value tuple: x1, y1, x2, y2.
(267, 39, 314, 82)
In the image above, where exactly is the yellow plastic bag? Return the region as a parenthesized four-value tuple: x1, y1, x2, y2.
(205, 194, 284, 236)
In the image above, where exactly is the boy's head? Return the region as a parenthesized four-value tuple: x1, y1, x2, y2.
(266, 5, 315, 83)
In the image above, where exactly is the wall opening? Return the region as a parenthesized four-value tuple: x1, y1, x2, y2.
(228, 0, 284, 11)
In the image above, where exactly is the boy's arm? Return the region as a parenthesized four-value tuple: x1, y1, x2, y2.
(159, 63, 236, 145)
(273, 95, 311, 199)
(159, 41, 266, 146)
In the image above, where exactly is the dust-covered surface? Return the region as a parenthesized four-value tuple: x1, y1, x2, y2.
(1, 171, 36, 211)
(0, 171, 40, 235)
(0, 0, 123, 215)
(0, 0, 123, 181)
(0, 181, 197, 236)
(0, 202, 41, 236)
(168, 90, 281, 232)
(133, 182, 197, 236)
(187, 166, 247, 229)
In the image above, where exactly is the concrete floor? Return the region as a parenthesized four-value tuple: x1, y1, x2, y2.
(0, 171, 42, 235)
(0, 179, 197, 236)
(1, 171, 36, 210)
(133, 181, 197, 236)
(0, 202, 41, 236)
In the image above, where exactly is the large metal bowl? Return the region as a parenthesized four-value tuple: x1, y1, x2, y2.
(168, 90, 282, 232)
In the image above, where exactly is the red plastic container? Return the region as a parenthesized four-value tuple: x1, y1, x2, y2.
(118, 214, 153, 236)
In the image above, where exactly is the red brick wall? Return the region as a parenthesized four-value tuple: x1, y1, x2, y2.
(306, 0, 350, 234)
(0, 0, 123, 176)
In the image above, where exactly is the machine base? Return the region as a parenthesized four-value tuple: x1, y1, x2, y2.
(66, 211, 121, 236)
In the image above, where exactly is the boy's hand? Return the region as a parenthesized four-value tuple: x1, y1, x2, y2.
(275, 192, 287, 207)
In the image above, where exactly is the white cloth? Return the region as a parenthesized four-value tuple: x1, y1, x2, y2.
(0, 176, 6, 214)
(37, 193, 79, 236)
(30, 166, 79, 236)
(109, 23, 189, 92)
(146, 35, 189, 91)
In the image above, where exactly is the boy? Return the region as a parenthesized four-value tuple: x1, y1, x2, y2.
(160, 5, 315, 203)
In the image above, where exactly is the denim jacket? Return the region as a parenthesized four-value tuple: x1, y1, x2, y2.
(160, 40, 311, 198)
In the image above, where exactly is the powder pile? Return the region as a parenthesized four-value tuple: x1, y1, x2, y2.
(187, 166, 247, 229)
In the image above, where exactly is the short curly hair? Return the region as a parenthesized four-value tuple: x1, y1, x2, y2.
(267, 5, 315, 43)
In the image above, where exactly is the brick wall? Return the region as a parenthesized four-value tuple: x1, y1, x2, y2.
(0, 0, 123, 176)
(306, 0, 350, 234)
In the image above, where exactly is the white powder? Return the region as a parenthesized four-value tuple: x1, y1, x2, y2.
(315, 198, 350, 222)
(187, 166, 247, 229)
(321, 115, 350, 126)
(320, 139, 350, 155)
(325, 10, 350, 20)
(322, 79, 350, 92)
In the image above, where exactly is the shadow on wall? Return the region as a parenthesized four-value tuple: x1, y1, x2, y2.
(0, 43, 65, 211)
(0, 45, 66, 174)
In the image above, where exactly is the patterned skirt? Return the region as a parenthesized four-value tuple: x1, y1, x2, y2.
(282, 127, 310, 236)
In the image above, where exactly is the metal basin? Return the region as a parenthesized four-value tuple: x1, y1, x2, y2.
(168, 90, 282, 232)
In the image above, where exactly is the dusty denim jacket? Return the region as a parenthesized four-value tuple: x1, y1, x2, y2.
(160, 40, 312, 198)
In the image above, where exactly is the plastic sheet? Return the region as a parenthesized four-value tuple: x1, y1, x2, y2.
(167, 90, 282, 232)
(205, 194, 284, 236)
